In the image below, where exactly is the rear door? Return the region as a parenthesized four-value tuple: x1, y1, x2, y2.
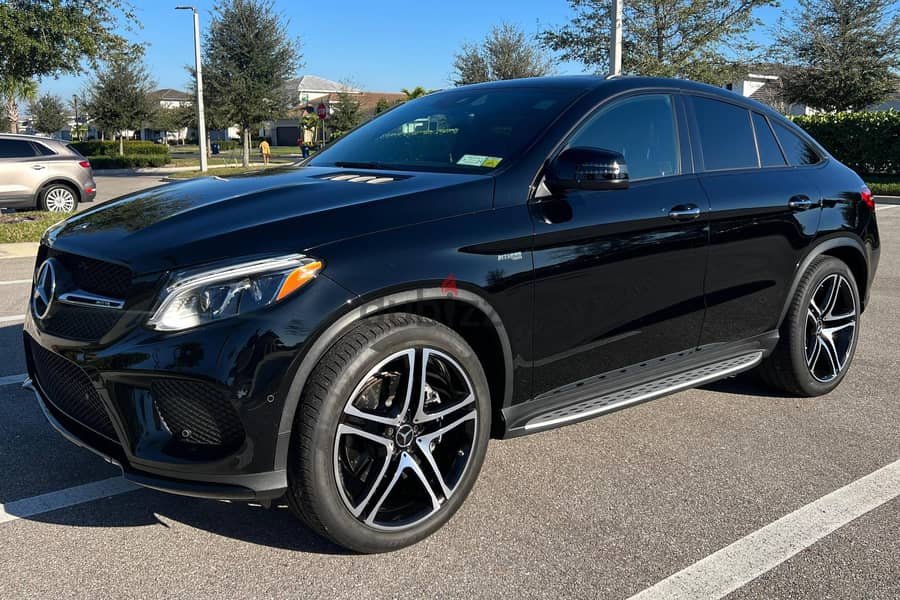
(0, 138, 41, 205)
(530, 93, 710, 396)
(687, 96, 823, 346)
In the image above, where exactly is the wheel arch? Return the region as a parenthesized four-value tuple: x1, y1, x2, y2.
(778, 235, 869, 328)
(274, 286, 515, 470)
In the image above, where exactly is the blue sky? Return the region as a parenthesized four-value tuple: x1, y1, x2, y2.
(40, 0, 794, 100)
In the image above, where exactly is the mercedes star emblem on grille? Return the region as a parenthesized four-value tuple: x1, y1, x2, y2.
(32, 259, 58, 320)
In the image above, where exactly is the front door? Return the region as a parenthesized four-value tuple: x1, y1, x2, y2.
(530, 93, 709, 397)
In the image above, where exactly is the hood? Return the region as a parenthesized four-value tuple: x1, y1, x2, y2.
(45, 166, 493, 275)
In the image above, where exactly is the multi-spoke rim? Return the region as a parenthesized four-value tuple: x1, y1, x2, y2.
(334, 347, 478, 531)
(805, 273, 858, 383)
(45, 187, 76, 212)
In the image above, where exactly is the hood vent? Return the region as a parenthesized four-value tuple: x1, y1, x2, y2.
(318, 172, 407, 184)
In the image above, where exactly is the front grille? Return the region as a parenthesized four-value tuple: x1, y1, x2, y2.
(47, 249, 132, 298)
(151, 380, 245, 448)
(39, 304, 122, 341)
(29, 339, 117, 440)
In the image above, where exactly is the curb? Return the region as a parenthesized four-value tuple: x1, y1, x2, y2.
(0, 242, 40, 259)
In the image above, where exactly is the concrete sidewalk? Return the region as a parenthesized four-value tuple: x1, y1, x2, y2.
(0, 243, 39, 260)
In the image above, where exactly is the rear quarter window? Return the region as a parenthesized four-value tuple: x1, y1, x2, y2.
(692, 97, 758, 171)
(771, 121, 822, 166)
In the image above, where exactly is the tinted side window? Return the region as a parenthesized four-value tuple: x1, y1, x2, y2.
(568, 94, 679, 180)
(692, 97, 757, 171)
(32, 142, 56, 156)
(771, 121, 821, 166)
(751, 113, 786, 167)
(0, 139, 37, 158)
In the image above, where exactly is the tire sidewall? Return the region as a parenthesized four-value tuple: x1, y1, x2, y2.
(788, 257, 860, 396)
(302, 320, 492, 553)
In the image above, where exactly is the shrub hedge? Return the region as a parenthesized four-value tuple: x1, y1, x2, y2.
(791, 110, 900, 175)
(87, 155, 169, 169)
(72, 140, 170, 157)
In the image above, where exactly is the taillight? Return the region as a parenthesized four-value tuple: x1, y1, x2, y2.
(861, 186, 875, 210)
(78, 160, 91, 169)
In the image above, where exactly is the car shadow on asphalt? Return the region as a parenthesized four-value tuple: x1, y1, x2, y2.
(22, 489, 353, 555)
(700, 371, 798, 398)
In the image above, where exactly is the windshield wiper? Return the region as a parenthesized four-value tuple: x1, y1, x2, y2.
(334, 161, 382, 169)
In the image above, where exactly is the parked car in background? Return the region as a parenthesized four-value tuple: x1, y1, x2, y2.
(0, 134, 96, 212)
(23, 77, 879, 553)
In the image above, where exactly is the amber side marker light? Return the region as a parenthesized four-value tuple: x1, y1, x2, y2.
(277, 260, 323, 301)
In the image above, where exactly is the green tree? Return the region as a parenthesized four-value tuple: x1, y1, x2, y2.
(204, 0, 302, 166)
(1, 78, 36, 133)
(0, 1, 135, 134)
(452, 23, 553, 86)
(401, 86, 431, 100)
(30, 93, 69, 137)
(775, 0, 900, 112)
(374, 96, 392, 114)
(329, 91, 362, 136)
(85, 52, 157, 155)
(153, 106, 180, 144)
(540, 0, 776, 85)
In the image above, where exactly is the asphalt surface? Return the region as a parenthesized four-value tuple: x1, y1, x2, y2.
(0, 185, 897, 599)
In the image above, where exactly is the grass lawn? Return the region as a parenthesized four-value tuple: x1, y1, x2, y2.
(169, 144, 301, 157)
(167, 164, 288, 179)
(0, 211, 72, 244)
(865, 176, 900, 196)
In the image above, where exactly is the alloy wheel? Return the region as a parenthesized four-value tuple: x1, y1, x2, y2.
(334, 347, 478, 531)
(44, 187, 76, 212)
(805, 273, 858, 383)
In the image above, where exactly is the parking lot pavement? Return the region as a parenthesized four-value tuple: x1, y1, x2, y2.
(85, 173, 171, 210)
(0, 206, 897, 599)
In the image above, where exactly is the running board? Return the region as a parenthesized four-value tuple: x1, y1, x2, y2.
(524, 351, 763, 431)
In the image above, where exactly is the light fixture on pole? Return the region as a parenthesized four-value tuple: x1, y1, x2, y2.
(176, 5, 208, 172)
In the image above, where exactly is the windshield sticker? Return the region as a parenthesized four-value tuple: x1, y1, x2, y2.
(457, 154, 503, 168)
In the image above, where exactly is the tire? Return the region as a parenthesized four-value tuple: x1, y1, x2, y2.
(759, 256, 860, 396)
(39, 183, 78, 212)
(286, 313, 492, 553)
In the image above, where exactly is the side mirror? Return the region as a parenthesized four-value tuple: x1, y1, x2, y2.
(545, 147, 629, 192)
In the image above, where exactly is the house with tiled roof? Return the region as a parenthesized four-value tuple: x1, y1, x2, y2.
(259, 75, 406, 145)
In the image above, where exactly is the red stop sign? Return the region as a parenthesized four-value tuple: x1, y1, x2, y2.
(317, 102, 327, 120)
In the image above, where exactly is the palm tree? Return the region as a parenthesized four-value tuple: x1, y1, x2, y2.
(1, 78, 38, 134)
(400, 86, 431, 101)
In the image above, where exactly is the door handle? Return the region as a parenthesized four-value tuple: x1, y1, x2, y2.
(668, 204, 701, 221)
(30, 164, 46, 171)
(788, 195, 815, 210)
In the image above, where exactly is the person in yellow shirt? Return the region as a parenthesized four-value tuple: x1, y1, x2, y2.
(259, 139, 271, 165)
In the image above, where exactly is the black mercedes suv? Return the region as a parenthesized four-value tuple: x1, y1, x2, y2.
(23, 77, 879, 552)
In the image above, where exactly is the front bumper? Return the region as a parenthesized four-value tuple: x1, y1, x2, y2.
(22, 270, 354, 501)
(24, 377, 279, 500)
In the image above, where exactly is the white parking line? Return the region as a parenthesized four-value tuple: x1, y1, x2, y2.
(0, 477, 139, 525)
(0, 314, 25, 324)
(0, 373, 26, 387)
(0, 279, 30, 286)
(876, 204, 898, 212)
(628, 458, 900, 600)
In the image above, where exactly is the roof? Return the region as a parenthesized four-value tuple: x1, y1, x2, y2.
(287, 75, 359, 94)
(149, 88, 192, 102)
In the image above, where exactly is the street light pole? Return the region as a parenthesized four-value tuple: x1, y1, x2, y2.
(176, 5, 208, 172)
(610, 0, 623, 77)
(72, 95, 78, 141)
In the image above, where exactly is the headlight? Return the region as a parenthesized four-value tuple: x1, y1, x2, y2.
(147, 254, 323, 331)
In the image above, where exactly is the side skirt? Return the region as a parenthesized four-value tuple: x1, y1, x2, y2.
(502, 331, 776, 437)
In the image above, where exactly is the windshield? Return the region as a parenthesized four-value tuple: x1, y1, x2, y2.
(310, 86, 583, 173)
